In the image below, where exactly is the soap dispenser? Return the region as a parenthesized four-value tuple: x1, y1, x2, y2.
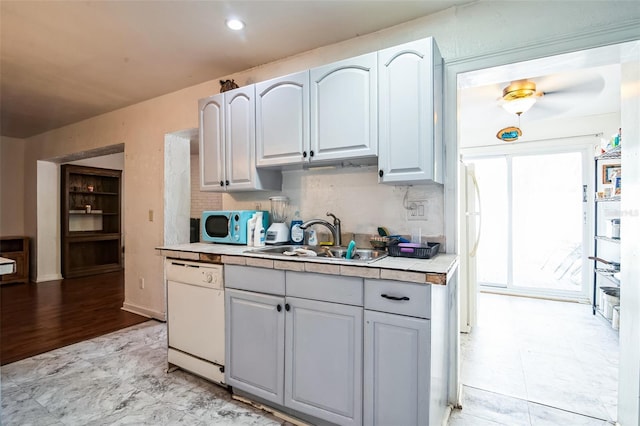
(290, 211, 304, 245)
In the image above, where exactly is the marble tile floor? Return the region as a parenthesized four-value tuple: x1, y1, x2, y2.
(455, 292, 619, 425)
(1, 320, 286, 426)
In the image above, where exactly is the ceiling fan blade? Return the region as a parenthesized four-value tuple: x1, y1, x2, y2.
(539, 73, 605, 97)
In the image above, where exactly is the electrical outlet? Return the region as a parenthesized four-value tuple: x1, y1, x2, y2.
(407, 200, 427, 221)
(148, 210, 154, 222)
(139, 277, 145, 289)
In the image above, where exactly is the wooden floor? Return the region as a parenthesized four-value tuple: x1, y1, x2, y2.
(0, 271, 150, 365)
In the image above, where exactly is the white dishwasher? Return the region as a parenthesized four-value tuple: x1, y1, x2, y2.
(166, 259, 225, 385)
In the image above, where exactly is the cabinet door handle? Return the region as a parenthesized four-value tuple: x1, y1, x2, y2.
(309, 150, 314, 157)
(303, 151, 307, 158)
(277, 304, 282, 312)
(379, 170, 384, 178)
(381, 294, 410, 301)
(219, 181, 224, 187)
(225, 180, 230, 186)
(285, 303, 290, 311)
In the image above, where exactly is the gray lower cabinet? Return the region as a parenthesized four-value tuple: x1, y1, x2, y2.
(285, 297, 363, 426)
(225, 265, 363, 425)
(225, 288, 285, 404)
(363, 310, 431, 426)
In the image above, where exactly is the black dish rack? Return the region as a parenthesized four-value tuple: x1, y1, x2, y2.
(387, 242, 440, 259)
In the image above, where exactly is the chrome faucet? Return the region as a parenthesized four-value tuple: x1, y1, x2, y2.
(300, 212, 342, 247)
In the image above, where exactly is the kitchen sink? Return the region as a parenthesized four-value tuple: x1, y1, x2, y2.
(246, 245, 387, 263)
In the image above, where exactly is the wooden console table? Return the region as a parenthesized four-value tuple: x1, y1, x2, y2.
(0, 236, 29, 284)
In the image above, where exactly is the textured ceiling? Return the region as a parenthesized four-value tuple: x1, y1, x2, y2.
(0, 0, 470, 138)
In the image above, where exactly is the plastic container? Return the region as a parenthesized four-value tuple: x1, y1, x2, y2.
(388, 242, 440, 259)
(308, 230, 318, 246)
(612, 305, 620, 330)
(601, 287, 620, 320)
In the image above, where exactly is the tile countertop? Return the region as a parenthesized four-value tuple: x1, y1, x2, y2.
(0, 256, 16, 275)
(156, 243, 458, 286)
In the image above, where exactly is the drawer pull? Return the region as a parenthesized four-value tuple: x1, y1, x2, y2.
(381, 294, 410, 301)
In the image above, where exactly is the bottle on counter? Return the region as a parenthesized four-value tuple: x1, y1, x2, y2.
(247, 214, 257, 246)
(308, 229, 318, 246)
(290, 211, 304, 245)
(254, 212, 265, 247)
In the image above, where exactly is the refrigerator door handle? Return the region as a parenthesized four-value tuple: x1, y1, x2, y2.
(467, 168, 482, 257)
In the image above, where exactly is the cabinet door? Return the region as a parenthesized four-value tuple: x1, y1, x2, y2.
(378, 37, 443, 185)
(199, 94, 226, 191)
(285, 297, 363, 426)
(256, 71, 310, 167)
(225, 289, 285, 404)
(310, 52, 378, 163)
(225, 86, 256, 190)
(364, 310, 430, 426)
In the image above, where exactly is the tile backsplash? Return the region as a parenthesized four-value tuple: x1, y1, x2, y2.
(223, 165, 445, 247)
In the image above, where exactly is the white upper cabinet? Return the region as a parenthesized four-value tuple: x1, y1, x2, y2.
(199, 86, 281, 192)
(256, 71, 310, 167)
(199, 94, 225, 191)
(310, 52, 378, 164)
(378, 37, 443, 185)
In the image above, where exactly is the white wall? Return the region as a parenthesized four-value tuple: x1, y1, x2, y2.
(19, 2, 639, 321)
(36, 161, 61, 282)
(0, 137, 25, 236)
(68, 152, 124, 170)
(190, 153, 222, 220)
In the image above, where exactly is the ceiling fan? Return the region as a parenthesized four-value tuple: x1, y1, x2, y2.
(499, 72, 606, 117)
(495, 72, 606, 141)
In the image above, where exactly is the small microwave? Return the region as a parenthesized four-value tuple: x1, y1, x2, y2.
(201, 210, 269, 244)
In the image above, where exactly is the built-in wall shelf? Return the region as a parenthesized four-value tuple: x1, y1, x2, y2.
(61, 165, 122, 278)
(592, 145, 621, 320)
(595, 236, 621, 243)
(595, 268, 620, 286)
(595, 196, 621, 203)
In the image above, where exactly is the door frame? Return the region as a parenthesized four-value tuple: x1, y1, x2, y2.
(442, 24, 639, 412)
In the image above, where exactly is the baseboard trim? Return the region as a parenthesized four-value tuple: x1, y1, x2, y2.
(121, 302, 166, 321)
(35, 273, 63, 283)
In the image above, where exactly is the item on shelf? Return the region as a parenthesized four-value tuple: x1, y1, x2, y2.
(599, 287, 620, 320)
(606, 219, 621, 239)
(612, 305, 620, 330)
(85, 205, 91, 213)
(87, 185, 94, 192)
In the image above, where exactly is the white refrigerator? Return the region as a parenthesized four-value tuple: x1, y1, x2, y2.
(459, 161, 481, 333)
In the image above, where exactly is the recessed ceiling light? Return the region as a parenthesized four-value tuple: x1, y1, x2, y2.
(226, 19, 245, 31)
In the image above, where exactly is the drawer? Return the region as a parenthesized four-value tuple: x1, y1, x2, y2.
(364, 279, 430, 318)
(225, 265, 285, 295)
(286, 271, 363, 306)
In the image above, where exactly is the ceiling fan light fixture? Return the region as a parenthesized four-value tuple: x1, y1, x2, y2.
(502, 96, 537, 115)
(501, 79, 543, 115)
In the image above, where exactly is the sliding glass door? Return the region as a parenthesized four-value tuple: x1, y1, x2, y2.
(472, 150, 588, 298)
